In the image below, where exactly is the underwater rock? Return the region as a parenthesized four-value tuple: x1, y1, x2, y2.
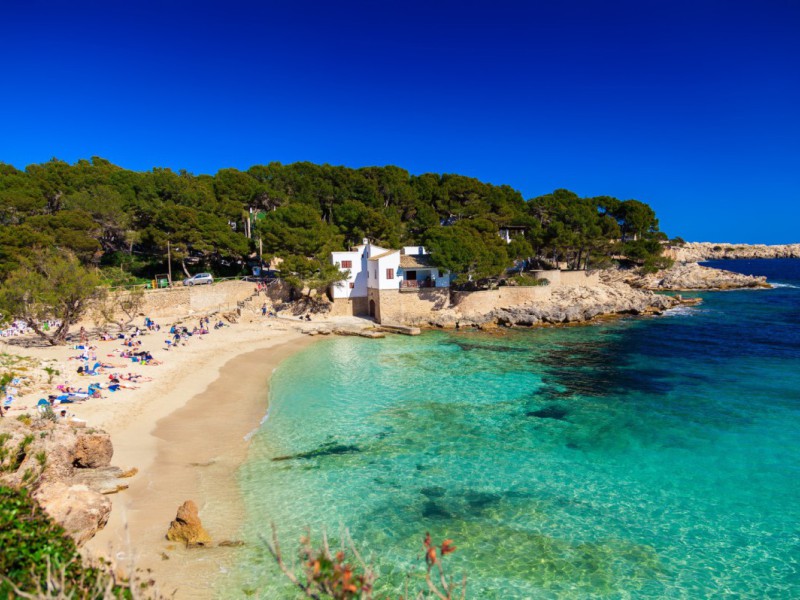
(526, 406, 569, 420)
(422, 501, 452, 519)
(272, 442, 361, 461)
(420, 486, 446, 498)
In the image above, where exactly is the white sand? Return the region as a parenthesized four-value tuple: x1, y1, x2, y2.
(2, 315, 324, 597)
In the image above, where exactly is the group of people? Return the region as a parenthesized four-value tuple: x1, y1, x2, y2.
(37, 318, 170, 413)
(1, 319, 61, 338)
(6, 309, 238, 420)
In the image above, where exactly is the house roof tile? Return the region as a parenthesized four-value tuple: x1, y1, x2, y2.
(368, 250, 399, 261)
(400, 254, 435, 269)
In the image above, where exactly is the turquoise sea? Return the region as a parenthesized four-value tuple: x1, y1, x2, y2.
(232, 259, 800, 598)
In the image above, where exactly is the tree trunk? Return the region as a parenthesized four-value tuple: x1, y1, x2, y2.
(181, 258, 191, 278)
(26, 319, 59, 346)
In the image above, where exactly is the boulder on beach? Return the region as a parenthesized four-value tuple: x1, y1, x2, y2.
(166, 500, 212, 547)
(72, 432, 114, 468)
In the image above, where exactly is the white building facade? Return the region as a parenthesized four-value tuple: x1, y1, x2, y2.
(330, 240, 451, 322)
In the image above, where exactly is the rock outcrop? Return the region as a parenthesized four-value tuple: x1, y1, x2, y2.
(602, 263, 770, 291)
(34, 482, 112, 547)
(0, 418, 133, 546)
(670, 242, 800, 262)
(417, 281, 698, 329)
(72, 432, 114, 468)
(166, 500, 212, 547)
(489, 283, 689, 327)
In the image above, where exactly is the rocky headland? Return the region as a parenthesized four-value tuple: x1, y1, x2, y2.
(671, 242, 800, 262)
(385, 261, 769, 329)
(426, 281, 699, 329)
(0, 416, 134, 546)
(603, 262, 770, 291)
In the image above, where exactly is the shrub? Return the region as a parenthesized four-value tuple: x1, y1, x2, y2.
(642, 256, 674, 274)
(266, 526, 465, 600)
(0, 486, 162, 599)
(0, 486, 108, 598)
(509, 275, 549, 287)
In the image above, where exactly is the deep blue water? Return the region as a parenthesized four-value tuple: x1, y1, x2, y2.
(232, 259, 800, 599)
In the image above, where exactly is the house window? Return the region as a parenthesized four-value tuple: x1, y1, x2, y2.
(341, 260, 352, 268)
(386, 268, 394, 280)
(349, 282, 355, 289)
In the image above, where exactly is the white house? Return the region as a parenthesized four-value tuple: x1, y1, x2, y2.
(498, 225, 528, 244)
(330, 240, 451, 322)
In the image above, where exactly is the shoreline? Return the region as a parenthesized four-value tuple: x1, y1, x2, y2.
(83, 327, 318, 598)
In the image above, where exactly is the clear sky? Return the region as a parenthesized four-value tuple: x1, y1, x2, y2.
(1, 0, 798, 243)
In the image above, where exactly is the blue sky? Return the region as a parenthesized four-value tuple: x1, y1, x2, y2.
(1, 0, 798, 243)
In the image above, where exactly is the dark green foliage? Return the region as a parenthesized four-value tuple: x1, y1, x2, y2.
(508, 274, 549, 287)
(0, 158, 673, 286)
(0, 485, 123, 598)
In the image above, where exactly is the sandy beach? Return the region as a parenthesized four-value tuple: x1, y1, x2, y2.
(1, 314, 322, 598)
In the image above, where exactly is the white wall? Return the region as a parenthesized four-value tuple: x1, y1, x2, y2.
(370, 252, 401, 290)
(332, 242, 392, 298)
(334, 243, 450, 296)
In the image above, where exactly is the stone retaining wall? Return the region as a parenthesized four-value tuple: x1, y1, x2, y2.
(329, 296, 370, 317)
(530, 270, 599, 287)
(451, 286, 552, 316)
(137, 281, 255, 319)
(373, 288, 450, 324)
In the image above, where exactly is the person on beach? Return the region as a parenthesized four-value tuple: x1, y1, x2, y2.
(262, 303, 267, 317)
(79, 326, 88, 345)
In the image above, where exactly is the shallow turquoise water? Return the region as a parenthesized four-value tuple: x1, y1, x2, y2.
(232, 260, 800, 598)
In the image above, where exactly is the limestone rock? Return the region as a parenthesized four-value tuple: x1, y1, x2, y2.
(671, 242, 800, 262)
(166, 500, 212, 547)
(35, 483, 112, 547)
(610, 262, 770, 291)
(72, 433, 114, 468)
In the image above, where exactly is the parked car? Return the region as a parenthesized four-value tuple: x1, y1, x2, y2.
(183, 273, 214, 286)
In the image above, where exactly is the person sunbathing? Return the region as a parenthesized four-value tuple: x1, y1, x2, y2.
(77, 365, 101, 376)
(116, 372, 152, 382)
(108, 377, 139, 390)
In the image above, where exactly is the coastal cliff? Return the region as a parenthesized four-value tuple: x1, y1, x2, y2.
(671, 242, 800, 262)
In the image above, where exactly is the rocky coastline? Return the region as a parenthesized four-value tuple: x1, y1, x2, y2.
(420, 281, 698, 329)
(671, 242, 800, 262)
(603, 262, 770, 291)
(0, 417, 134, 547)
(397, 262, 769, 329)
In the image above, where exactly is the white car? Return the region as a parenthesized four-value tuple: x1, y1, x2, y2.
(183, 273, 214, 286)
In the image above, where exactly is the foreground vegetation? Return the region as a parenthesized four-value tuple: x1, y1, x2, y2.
(0, 485, 154, 599)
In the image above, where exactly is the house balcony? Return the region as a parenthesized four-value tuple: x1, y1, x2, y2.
(399, 279, 435, 291)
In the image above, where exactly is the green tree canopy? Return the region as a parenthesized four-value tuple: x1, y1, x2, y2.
(0, 249, 102, 345)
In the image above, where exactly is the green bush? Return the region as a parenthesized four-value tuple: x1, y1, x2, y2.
(642, 255, 675, 274)
(0, 485, 125, 598)
(509, 274, 550, 286)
